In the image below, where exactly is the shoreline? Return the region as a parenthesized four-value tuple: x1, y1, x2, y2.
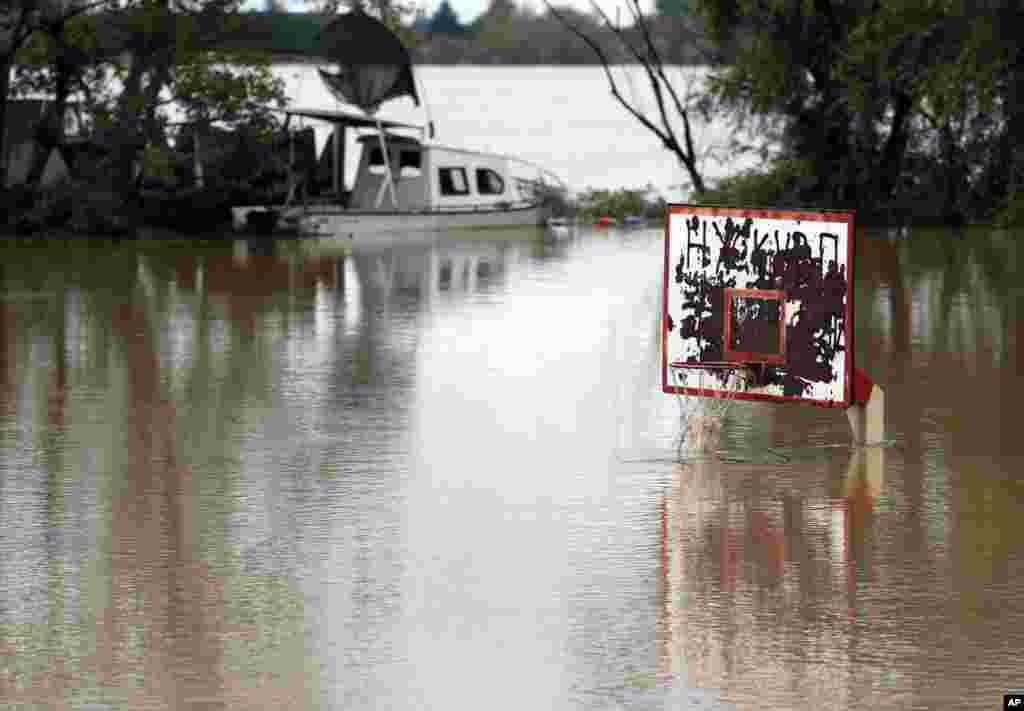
(0, 213, 998, 242)
(0, 182, 1003, 241)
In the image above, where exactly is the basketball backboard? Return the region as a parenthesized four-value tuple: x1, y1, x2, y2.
(662, 204, 855, 408)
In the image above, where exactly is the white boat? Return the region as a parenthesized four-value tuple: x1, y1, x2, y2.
(546, 216, 574, 227)
(231, 107, 562, 239)
(230, 10, 564, 240)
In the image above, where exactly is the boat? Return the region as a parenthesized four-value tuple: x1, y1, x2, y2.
(231, 108, 562, 238)
(231, 9, 565, 239)
(543, 215, 575, 241)
(545, 216, 574, 227)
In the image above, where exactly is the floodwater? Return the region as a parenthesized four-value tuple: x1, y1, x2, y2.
(0, 225, 1021, 710)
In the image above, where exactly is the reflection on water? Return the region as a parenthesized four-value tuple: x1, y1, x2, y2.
(659, 452, 887, 709)
(0, 226, 1022, 710)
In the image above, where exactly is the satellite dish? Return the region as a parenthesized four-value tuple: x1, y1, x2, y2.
(315, 8, 420, 115)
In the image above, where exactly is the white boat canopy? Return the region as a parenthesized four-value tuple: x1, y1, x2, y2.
(274, 106, 425, 202)
(274, 106, 422, 132)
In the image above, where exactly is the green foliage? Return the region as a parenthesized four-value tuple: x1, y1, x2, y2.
(995, 193, 1024, 228)
(414, 3, 617, 64)
(173, 48, 288, 129)
(473, 0, 519, 55)
(692, 0, 1024, 224)
(1, 0, 300, 210)
(141, 145, 174, 178)
(576, 185, 666, 221)
(695, 159, 811, 208)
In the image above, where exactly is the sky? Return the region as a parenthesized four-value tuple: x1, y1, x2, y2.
(261, 0, 656, 24)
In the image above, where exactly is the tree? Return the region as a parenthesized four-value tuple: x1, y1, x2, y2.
(695, 1, 941, 210)
(472, 0, 517, 59)
(2, 0, 119, 186)
(31, 0, 112, 150)
(85, 0, 287, 193)
(946, 0, 1024, 222)
(1, 0, 42, 186)
(173, 47, 286, 137)
(693, 0, 1020, 223)
(427, 0, 464, 34)
(543, 0, 709, 195)
(6, 0, 288, 196)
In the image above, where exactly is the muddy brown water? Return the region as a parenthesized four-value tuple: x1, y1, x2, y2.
(0, 226, 1021, 710)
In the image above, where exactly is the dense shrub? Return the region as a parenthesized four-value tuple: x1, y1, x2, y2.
(575, 186, 667, 222)
(695, 160, 810, 209)
(995, 193, 1024, 228)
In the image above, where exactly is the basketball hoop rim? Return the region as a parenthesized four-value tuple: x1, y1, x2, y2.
(669, 361, 759, 371)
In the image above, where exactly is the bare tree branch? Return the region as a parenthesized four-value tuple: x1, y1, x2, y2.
(587, 0, 675, 150)
(624, 0, 705, 179)
(545, 3, 666, 142)
(543, 0, 707, 194)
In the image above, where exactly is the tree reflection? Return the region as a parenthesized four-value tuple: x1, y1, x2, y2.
(656, 226, 1023, 708)
(658, 448, 887, 708)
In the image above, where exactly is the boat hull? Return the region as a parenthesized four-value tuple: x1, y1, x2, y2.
(232, 204, 544, 236)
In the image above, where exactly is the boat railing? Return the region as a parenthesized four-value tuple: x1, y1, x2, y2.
(432, 201, 536, 213)
(289, 200, 539, 215)
(428, 144, 568, 202)
(279, 137, 566, 214)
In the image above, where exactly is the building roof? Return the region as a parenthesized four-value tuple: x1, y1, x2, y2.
(228, 12, 333, 57)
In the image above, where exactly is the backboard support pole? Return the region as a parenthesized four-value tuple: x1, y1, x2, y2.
(846, 367, 885, 445)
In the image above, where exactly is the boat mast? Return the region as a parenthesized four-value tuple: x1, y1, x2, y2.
(373, 118, 399, 209)
(415, 71, 435, 141)
(332, 122, 342, 197)
(416, 71, 433, 209)
(286, 124, 296, 206)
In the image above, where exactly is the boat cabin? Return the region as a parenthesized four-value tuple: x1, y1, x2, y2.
(349, 133, 513, 212)
(276, 107, 521, 213)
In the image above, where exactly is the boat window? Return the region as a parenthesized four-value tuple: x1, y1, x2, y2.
(439, 167, 469, 196)
(368, 146, 386, 175)
(439, 259, 452, 290)
(399, 150, 421, 178)
(476, 168, 505, 195)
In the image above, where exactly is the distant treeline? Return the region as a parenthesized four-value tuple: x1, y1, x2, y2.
(408, 0, 719, 65)
(236, 3, 730, 66)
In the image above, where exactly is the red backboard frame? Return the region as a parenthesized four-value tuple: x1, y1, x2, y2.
(722, 287, 787, 365)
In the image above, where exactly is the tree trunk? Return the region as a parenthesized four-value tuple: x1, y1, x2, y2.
(688, 166, 706, 196)
(1005, 48, 1024, 199)
(110, 55, 148, 194)
(26, 50, 77, 187)
(994, 0, 1024, 199)
(874, 90, 913, 207)
(0, 59, 11, 189)
(143, 60, 173, 150)
(43, 25, 75, 150)
(51, 57, 73, 147)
